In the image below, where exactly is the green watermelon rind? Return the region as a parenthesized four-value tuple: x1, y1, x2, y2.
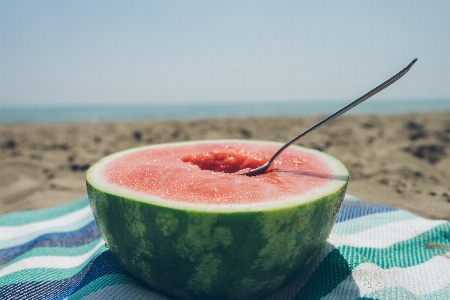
(86, 140, 348, 300)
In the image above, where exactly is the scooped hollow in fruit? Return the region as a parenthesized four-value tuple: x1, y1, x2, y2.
(181, 151, 264, 173)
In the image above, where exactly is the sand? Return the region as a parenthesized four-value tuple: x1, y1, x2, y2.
(0, 112, 449, 220)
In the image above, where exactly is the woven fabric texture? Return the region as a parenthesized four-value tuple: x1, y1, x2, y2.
(1, 195, 449, 300)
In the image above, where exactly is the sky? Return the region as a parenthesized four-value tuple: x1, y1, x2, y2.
(0, 0, 449, 107)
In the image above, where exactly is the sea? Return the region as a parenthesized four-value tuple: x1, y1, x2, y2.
(0, 98, 449, 124)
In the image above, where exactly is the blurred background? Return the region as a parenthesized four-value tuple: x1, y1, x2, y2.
(1, 0, 449, 122)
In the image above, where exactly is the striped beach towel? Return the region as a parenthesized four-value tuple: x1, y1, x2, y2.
(1, 195, 449, 300)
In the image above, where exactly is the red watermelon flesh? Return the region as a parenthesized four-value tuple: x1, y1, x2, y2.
(103, 141, 333, 205)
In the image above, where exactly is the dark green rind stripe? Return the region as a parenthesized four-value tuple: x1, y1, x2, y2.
(294, 222, 450, 299)
(87, 180, 347, 300)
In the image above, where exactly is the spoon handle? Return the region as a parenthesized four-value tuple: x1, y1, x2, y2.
(243, 58, 418, 176)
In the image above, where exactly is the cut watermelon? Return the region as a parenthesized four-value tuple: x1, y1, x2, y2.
(86, 140, 348, 300)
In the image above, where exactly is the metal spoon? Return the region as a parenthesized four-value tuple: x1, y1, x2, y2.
(241, 58, 418, 176)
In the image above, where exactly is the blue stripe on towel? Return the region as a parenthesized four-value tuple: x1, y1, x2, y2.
(0, 221, 101, 266)
(0, 251, 125, 300)
(337, 200, 397, 222)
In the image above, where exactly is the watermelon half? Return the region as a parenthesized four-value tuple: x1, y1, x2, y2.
(86, 140, 348, 300)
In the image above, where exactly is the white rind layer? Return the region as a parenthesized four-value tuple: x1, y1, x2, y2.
(86, 140, 349, 213)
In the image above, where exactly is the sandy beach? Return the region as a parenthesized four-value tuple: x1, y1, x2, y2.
(0, 112, 449, 221)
